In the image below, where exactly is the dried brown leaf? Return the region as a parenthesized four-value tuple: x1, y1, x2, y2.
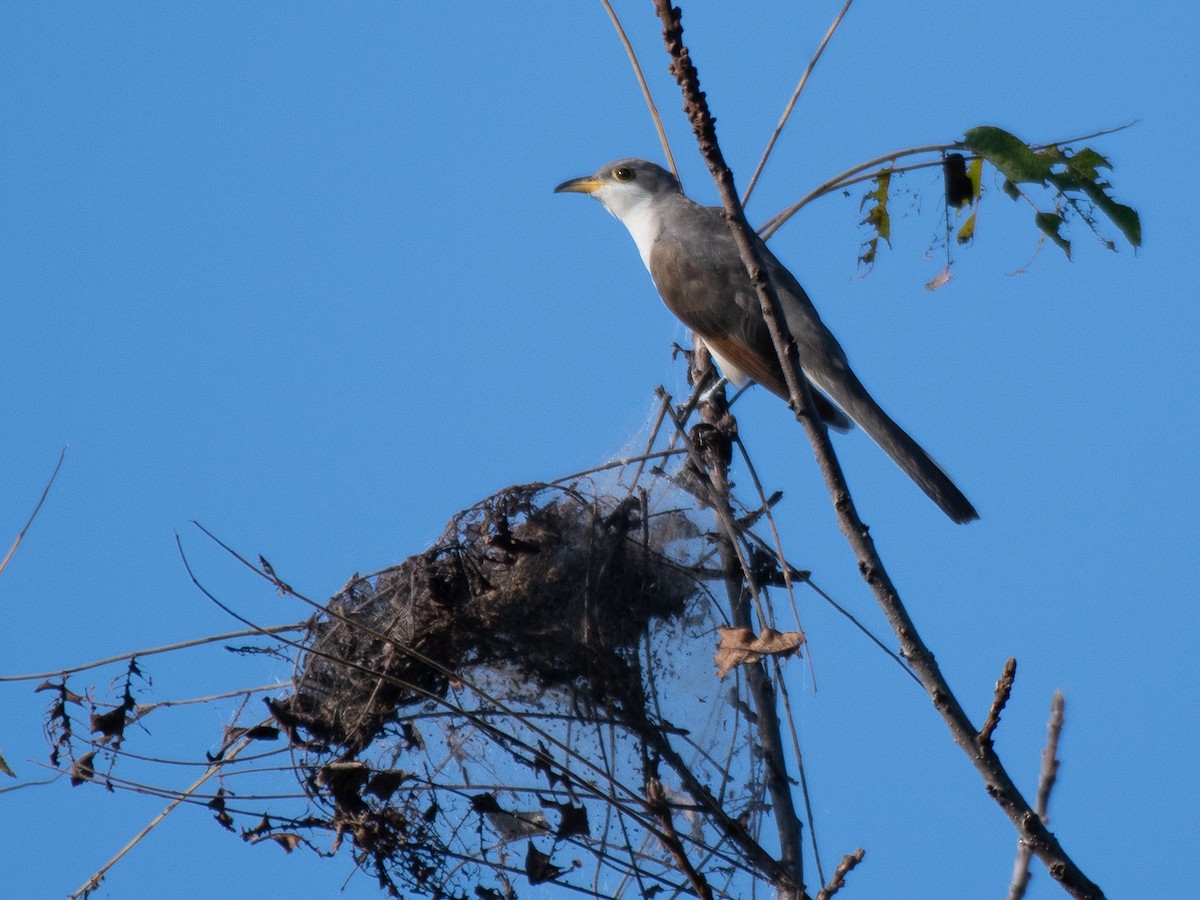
(365, 769, 411, 801)
(266, 833, 302, 853)
(208, 788, 235, 831)
(69, 751, 96, 786)
(925, 267, 953, 292)
(542, 799, 590, 839)
(90, 706, 128, 741)
(715, 626, 803, 678)
(524, 843, 564, 885)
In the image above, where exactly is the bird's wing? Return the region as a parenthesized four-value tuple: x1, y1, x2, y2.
(647, 203, 850, 429)
(649, 202, 976, 523)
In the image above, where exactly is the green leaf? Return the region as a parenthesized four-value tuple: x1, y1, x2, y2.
(1079, 179, 1142, 247)
(963, 126, 1141, 251)
(964, 125, 1050, 185)
(1035, 211, 1071, 257)
(1064, 147, 1110, 181)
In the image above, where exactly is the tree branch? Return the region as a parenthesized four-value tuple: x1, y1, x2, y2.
(662, 379, 808, 898)
(816, 848, 865, 900)
(650, 3, 1104, 897)
(0, 447, 66, 577)
(646, 777, 714, 900)
(1008, 691, 1067, 900)
(742, 0, 856, 207)
(980, 657, 1018, 750)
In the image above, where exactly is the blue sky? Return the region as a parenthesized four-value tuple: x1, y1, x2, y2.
(2, 2, 1196, 898)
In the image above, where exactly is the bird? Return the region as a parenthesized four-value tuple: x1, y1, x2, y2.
(554, 158, 978, 524)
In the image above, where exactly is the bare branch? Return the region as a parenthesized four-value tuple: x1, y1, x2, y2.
(0, 447, 66, 577)
(816, 848, 865, 900)
(68, 737, 257, 899)
(759, 142, 954, 239)
(757, 122, 1137, 240)
(653, 6, 812, 896)
(662, 382, 809, 897)
(0, 625, 303, 683)
(980, 657, 1018, 749)
(646, 777, 714, 900)
(743, 0, 855, 206)
(1036, 692, 1066, 819)
(1008, 691, 1066, 900)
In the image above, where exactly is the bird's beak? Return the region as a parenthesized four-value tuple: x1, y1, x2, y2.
(554, 176, 604, 195)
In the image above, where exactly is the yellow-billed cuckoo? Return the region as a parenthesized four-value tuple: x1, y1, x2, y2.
(555, 158, 978, 524)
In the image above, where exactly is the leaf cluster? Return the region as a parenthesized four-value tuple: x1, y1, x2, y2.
(962, 125, 1141, 257)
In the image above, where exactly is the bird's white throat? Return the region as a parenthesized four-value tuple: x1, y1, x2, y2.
(595, 188, 662, 273)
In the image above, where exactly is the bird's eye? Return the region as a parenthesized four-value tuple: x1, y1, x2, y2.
(611, 166, 636, 182)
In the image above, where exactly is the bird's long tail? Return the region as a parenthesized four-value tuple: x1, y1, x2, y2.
(807, 367, 979, 524)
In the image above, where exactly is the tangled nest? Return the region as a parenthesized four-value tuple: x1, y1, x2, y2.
(257, 480, 717, 894)
(272, 480, 707, 756)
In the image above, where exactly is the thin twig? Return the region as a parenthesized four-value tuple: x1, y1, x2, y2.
(1037, 121, 1138, 150)
(771, 657, 826, 887)
(550, 447, 685, 487)
(729, 435, 826, 886)
(1035, 693, 1065, 824)
(742, 0, 855, 207)
(640, 686, 797, 889)
(0, 624, 304, 682)
(601, 0, 678, 180)
(629, 392, 675, 489)
(665, 387, 814, 892)
(653, 8, 816, 896)
(1008, 691, 1066, 900)
(646, 777, 714, 900)
(816, 848, 865, 900)
(0, 447, 66, 577)
(660, 395, 772, 631)
(759, 142, 954, 239)
(731, 437, 800, 636)
(68, 738, 256, 899)
(797, 573, 920, 686)
(980, 657, 1018, 749)
(654, 371, 812, 897)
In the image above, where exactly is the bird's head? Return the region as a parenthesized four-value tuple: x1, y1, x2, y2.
(554, 158, 682, 224)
